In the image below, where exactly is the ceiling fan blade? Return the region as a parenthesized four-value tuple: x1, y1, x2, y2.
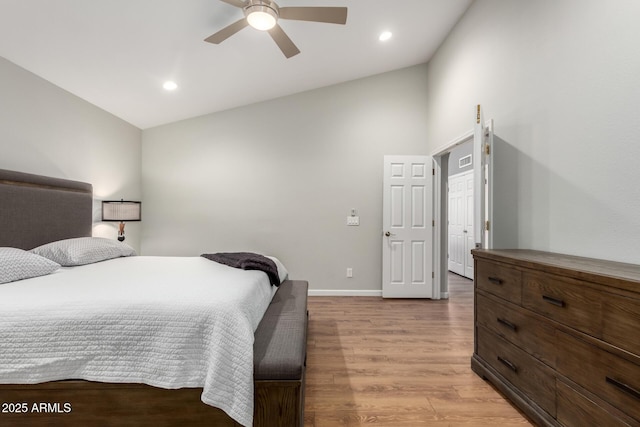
(268, 24, 300, 58)
(279, 7, 347, 25)
(204, 18, 249, 44)
(219, 0, 246, 8)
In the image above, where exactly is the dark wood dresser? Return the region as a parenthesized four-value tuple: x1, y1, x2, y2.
(471, 249, 640, 427)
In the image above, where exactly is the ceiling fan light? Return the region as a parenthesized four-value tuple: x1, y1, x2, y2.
(246, 6, 277, 31)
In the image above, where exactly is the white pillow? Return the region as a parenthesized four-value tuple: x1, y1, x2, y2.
(0, 247, 60, 284)
(31, 237, 136, 266)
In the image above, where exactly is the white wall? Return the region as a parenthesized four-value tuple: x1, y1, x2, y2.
(142, 64, 429, 292)
(0, 56, 143, 252)
(426, 0, 640, 264)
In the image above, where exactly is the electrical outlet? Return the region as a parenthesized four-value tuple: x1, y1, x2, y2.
(346, 268, 353, 278)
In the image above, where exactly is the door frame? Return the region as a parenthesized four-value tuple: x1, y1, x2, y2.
(432, 119, 493, 298)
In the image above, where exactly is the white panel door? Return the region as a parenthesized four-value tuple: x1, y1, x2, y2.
(473, 105, 484, 246)
(473, 105, 494, 249)
(382, 156, 433, 298)
(448, 170, 474, 279)
(447, 174, 464, 276)
(464, 172, 475, 278)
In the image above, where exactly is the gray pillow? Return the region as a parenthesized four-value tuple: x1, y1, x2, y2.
(31, 237, 136, 266)
(0, 247, 61, 284)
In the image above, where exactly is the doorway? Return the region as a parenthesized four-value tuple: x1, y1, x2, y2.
(447, 139, 475, 280)
(432, 116, 493, 298)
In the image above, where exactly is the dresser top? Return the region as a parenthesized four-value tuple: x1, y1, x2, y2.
(472, 249, 640, 293)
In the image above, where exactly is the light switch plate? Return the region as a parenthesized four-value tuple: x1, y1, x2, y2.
(347, 216, 360, 226)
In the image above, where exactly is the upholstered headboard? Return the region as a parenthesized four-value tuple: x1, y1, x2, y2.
(0, 169, 93, 250)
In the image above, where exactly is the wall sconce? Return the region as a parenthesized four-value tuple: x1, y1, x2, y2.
(102, 200, 141, 242)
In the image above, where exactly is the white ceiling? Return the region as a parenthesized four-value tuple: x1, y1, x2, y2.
(0, 0, 472, 129)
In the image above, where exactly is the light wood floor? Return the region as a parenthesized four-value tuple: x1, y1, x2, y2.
(303, 273, 534, 426)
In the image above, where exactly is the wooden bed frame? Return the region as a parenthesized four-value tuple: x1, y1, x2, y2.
(0, 380, 303, 426)
(0, 169, 306, 426)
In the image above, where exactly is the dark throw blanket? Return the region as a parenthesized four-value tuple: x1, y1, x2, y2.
(201, 252, 280, 286)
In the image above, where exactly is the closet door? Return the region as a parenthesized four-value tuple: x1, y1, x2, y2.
(448, 170, 474, 279)
(448, 173, 465, 276)
(463, 172, 475, 279)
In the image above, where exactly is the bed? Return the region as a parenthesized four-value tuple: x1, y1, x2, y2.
(0, 169, 308, 426)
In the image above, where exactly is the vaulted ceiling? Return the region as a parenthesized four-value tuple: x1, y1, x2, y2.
(0, 0, 472, 129)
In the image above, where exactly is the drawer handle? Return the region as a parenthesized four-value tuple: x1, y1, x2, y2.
(542, 295, 565, 307)
(497, 356, 518, 373)
(606, 376, 640, 400)
(497, 317, 518, 332)
(488, 276, 503, 285)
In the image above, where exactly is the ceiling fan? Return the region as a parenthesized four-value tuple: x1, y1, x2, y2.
(204, 0, 348, 58)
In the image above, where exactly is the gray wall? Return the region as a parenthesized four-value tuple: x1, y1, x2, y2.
(426, 0, 640, 264)
(142, 64, 429, 292)
(448, 140, 473, 176)
(0, 56, 143, 252)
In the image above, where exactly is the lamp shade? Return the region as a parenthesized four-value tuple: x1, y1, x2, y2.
(102, 200, 141, 222)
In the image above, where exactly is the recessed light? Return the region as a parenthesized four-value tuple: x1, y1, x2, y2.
(163, 81, 178, 91)
(379, 31, 392, 42)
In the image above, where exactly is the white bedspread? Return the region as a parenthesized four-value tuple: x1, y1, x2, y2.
(0, 256, 278, 427)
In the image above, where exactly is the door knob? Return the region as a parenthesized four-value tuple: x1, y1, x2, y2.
(463, 230, 468, 233)
(384, 231, 395, 237)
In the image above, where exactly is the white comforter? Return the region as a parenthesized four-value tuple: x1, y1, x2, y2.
(0, 256, 278, 427)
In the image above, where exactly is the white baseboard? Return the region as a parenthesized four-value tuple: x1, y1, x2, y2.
(308, 289, 383, 297)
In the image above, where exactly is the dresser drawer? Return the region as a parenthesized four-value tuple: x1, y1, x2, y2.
(476, 293, 556, 368)
(556, 380, 634, 427)
(556, 331, 640, 422)
(522, 271, 602, 337)
(477, 325, 556, 416)
(476, 260, 522, 304)
(603, 294, 640, 356)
